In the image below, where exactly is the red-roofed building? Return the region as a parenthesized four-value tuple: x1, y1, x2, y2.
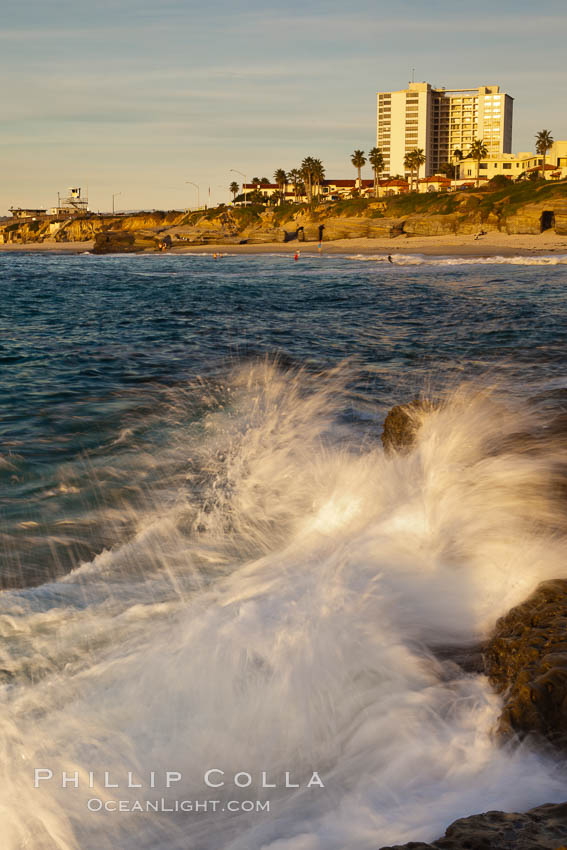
(417, 175, 452, 193)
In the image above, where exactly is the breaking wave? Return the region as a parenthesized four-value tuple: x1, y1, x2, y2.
(1, 362, 567, 849)
(347, 253, 567, 266)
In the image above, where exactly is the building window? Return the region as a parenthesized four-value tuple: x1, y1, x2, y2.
(503, 163, 511, 169)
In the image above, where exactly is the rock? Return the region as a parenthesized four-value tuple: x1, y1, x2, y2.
(504, 203, 547, 235)
(92, 230, 135, 253)
(321, 216, 371, 240)
(381, 401, 434, 455)
(503, 200, 567, 236)
(484, 579, 567, 749)
(402, 214, 461, 236)
(92, 230, 156, 253)
(378, 801, 567, 850)
(368, 218, 405, 238)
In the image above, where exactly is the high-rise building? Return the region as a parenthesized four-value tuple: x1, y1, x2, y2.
(377, 82, 513, 178)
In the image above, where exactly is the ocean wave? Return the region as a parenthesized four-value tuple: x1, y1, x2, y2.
(2, 365, 567, 849)
(347, 253, 567, 266)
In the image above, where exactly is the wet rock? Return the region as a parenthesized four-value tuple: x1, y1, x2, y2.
(484, 578, 567, 749)
(378, 801, 567, 850)
(381, 401, 434, 455)
(433, 643, 486, 675)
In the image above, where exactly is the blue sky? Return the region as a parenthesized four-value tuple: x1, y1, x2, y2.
(2, 0, 566, 213)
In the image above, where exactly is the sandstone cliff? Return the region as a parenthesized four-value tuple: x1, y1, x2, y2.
(2, 180, 566, 250)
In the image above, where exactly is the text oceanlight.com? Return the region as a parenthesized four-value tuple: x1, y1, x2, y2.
(86, 798, 270, 813)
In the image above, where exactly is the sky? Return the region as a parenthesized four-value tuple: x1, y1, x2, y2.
(1, 0, 566, 214)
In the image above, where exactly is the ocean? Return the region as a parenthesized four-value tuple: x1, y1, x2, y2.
(1, 251, 567, 849)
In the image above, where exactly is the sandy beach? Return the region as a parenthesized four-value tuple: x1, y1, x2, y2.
(1, 232, 567, 257)
(174, 232, 567, 257)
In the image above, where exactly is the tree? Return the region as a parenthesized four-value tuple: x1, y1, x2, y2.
(438, 162, 455, 179)
(469, 139, 488, 188)
(273, 169, 288, 203)
(404, 149, 425, 192)
(489, 174, 512, 188)
(368, 147, 385, 198)
(229, 181, 239, 202)
(535, 129, 554, 179)
(301, 157, 317, 202)
(403, 152, 414, 191)
(288, 168, 301, 201)
(412, 148, 426, 188)
(311, 159, 325, 200)
(403, 149, 425, 192)
(351, 149, 367, 188)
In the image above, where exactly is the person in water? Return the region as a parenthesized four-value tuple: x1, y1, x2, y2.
(294, 251, 300, 261)
(387, 255, 393, 263)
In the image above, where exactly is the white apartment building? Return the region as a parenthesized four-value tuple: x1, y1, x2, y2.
(377, 82, 513, 179)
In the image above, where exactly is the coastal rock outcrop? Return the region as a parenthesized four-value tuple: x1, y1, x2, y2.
(402, 213, 461, 236)
(381, 401, 435, 455)
(368, 218, 405, 238)
(505, 203, 550, 235)
(503, 200, 567, 236)
(378, 801, 567, 850)
(92, 230, 158, 253)
(484, 578, 567, 749)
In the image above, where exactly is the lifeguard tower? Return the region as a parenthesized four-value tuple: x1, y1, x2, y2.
(50, 188, 89, 216)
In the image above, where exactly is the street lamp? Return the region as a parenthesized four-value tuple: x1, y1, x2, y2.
(112, 192, 121, 214)
(230, 168, 247, 206)
(185, 181, 200, 210)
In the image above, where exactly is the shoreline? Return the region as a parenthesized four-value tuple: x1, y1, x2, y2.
(1, 232, 567, 258)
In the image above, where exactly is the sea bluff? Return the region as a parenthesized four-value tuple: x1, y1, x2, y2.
(1, 180, 566, 255)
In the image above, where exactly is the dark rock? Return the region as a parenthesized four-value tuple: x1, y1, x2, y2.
(381, 401, 434, 455)
(92, 230, 136, 254)
(433, 643, 486, 675)
(484, 579, 567, 749)
(379, 801, 567, 850)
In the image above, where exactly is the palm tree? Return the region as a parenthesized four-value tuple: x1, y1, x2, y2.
(273, 169, 288, 203)
(311, 159, 325, 200)
(368, 147, 385, 198)
(535, 130, 554, 179)
(403, 151, 415, 191)
(452, 148, 463, 183)
(414, 149, 426, 187)
(404, 149, 425, 191)
(469, 139, 488, 188)
(351, 149, 366, 189)
(229, 181, 239, 202)
(288, 168, 301, 201)
(301, 157, 317, 202)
